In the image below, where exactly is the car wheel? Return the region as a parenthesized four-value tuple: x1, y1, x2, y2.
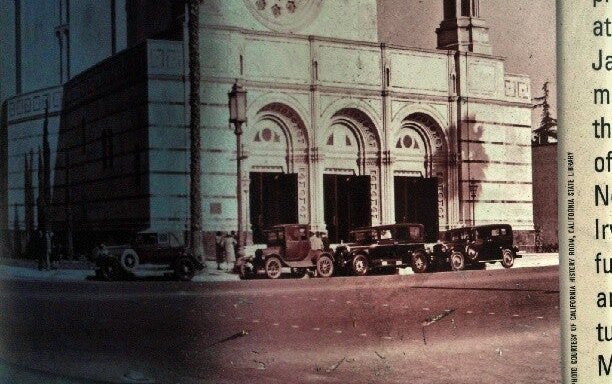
(100, 259, 121, 281)
(351, 254, 369, 276)
(174, 257, 196, 281)
(119, 250, 139, 273)
(239, 263, 253, 280)
(316, 255, 334, 278)
(501, 249, 515, 268)
(290, 268, 307, 279)
(411, 250, 430, 273)
(450, 251, 466, 271)
(265, 257, 283, 279)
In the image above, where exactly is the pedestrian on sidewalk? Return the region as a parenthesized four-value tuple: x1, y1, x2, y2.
(223, 232, 237, 272)
(215, 231, 224, 270)
(309, 231, 323, 251)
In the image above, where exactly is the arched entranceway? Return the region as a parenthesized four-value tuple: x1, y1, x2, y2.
(247, 103, 309, 243)
(393, 113, 448, 241)
(321, 108, 380, 243)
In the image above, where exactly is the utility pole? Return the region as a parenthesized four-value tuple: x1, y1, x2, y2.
(188, 0, 204, 261)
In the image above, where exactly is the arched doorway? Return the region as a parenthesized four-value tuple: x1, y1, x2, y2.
(322, 108, 380, 243)
(247, 103, 309, 243)
(393, 113, 448, 242)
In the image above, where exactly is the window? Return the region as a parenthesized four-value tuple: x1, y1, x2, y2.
(158, 233, 169, 244)
(409, 226, 422, 241)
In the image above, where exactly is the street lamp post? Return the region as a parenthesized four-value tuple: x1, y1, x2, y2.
(469, 181, 477, 226)
(229, 80, 247, 259)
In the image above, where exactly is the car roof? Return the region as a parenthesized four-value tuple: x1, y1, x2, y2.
(351, 223, 424, 232)
(448, 224, 513, 232)
(265, 224, 309, 230)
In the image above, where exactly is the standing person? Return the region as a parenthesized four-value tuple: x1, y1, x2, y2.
(320, 232, 330, 251)
(231, 230, 239, 257)
(309, 231, 323, 251)
(223, 232, 237, 272)
(215, 231, 224, 270)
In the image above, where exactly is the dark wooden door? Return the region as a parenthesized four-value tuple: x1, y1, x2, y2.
(394, 176, 439, 242)
(250, 173, 298, 244)
(324, 175, 371, 243)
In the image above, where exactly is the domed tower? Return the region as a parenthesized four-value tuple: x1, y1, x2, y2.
(436, 0, 491, 54)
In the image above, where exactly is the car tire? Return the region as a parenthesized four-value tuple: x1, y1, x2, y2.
(119, 249, 139, 273)
(100, 258, 121, 281)
(174, 257, 196, 281)
(239, 263, 253, 280)
(265, 257, 283, 279)
(351, 254, 369, 276)
(501, 249, 515, 269)
(411, 250, 430, 273)
(290, 268, 307, 279)
(450, 251, 466, 271)
(316, 255, 334, 278)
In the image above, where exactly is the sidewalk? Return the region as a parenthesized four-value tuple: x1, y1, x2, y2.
(0, 257, 242, 283)
(0, 253, 558, 283)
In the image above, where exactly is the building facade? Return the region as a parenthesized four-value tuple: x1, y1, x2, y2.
(199, 0, 534, 246)
(1, 0, 536, 256)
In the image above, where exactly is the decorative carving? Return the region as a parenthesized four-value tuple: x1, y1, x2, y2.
(504, 80, 517, 97)
(243, 0, 323, 32)
(437, 172, 446, 221)
(310, 147, 324, 162)
(369, 169, 380, 225)
(400, 113, 447, 157)
(331, 108, 381, 150)
(381, 150, 394, 165)
(7, 87, 62, 122)
(298, 167, 308, 223)
(518, 82, 530, 99)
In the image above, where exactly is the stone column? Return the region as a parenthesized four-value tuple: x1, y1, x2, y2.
(380, 43, 395, 225)
(308, 37, 327, 233)
(309, 147, 327, 233)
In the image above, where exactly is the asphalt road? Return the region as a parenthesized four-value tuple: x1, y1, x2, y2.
(0, 266, 560, 384)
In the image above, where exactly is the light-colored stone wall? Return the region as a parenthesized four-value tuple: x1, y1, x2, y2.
(6, 87, 63, 230)
(201, 0, 378, 42)
(199, 23, 534, 241)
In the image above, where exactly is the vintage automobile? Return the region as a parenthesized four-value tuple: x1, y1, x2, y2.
(237, 224, 335, 279)
(432, 224, 522, 271)
(93, 231, 204, 281)
(333, 223, 429, 275)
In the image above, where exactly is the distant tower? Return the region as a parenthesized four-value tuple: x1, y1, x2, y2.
(436, 0, 491, 55)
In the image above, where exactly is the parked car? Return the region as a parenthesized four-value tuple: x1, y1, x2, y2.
(237, 224, 335, 279)
(432, 224, 521, 271)
(93, 231, 204, 281)
(334, 223, 429, 275)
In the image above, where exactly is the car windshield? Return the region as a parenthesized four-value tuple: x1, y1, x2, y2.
(351, 231, 374, 244)
(136, 234, 157, 246)
(266, 230, 285, 246)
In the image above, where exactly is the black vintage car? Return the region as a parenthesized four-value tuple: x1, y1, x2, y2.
(334, 223, 429, 275)
(432, 224, 521, 271)
(93, 232, 204, 281)
(238, 224, 335, 279)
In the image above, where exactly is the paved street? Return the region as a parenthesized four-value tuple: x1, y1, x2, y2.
(0, 265, 559, 384)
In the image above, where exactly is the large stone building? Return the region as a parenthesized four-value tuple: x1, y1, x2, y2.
(1, 0, 535, 256)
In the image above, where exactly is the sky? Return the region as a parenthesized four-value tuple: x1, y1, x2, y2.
(377, 0, 557, 118)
